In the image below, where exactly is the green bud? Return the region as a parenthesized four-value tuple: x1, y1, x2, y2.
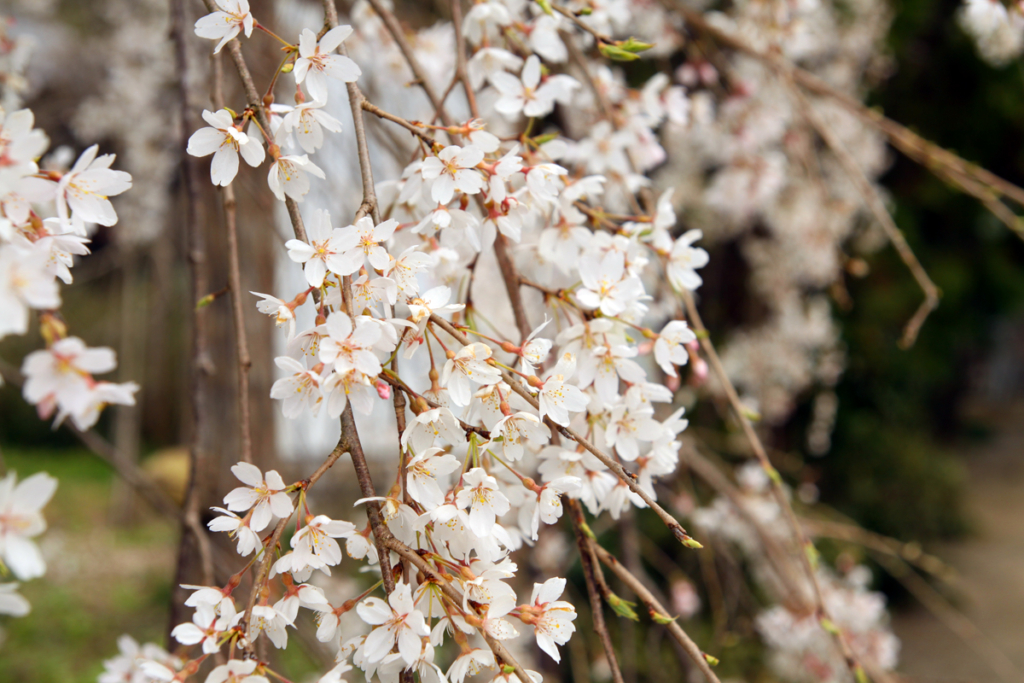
(502, 665, 516, 675)
(703, 654, 720, 667)
(607, 592, 639, 621)
(599, 43, 642, 62)
(681, 536, 704, 549)
(765, 465, 782, 484)
(578, 7, 592, 14)
(579, 521, 596, 541)
(820, 617, 839, 635)
(742, 406, 762, 422)
(532, 132, 560, 146)
(196, 294, 216, 310)
(618, 37, 656, 53)
(535, 0, 553, 15)
(651, 610, 677, 625)
(280, 63, 294, 74)
(854, 665, 870, 683)
(805, 541, 820, 569)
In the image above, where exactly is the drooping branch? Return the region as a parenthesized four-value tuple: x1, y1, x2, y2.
(788, 83, 940, 348)
(664, 0, 1024, 242)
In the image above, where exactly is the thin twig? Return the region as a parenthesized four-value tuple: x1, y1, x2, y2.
(171, 0, 215, 627)
(361, 99, 437, 146)
(592, 543, 723, 683)
(568, 499, 626, 683)
(213, 52, 255, 464)
(788, 84, 940, 348)
(450, 0, 479, 119)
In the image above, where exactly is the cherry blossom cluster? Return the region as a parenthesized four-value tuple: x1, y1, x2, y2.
(0, 103, 138, 428)
(959, 0, 1024, 64)
(159, 0, 718, 679)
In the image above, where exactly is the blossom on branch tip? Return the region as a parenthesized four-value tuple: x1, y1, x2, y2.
(0, 471, 57, 581)
(420, 145, 485, 205)
(193, 0, 254, 54)
(187, 109, 265, 187)
(268, 154, 325, 202)
(455, 467, 511, 537)
(222, 462, 293, 532)
(285, 209, 361, 287)
(294, 26, 361, 103)
(356, 581, 430, 666)
(54, 145, 132, 235)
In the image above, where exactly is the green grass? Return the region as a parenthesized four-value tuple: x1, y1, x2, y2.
(0, 447, 177, 683)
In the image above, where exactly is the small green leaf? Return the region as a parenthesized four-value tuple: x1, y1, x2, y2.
(599, 43, 641, 62)
(805, 541, 820, 569)
(607, 592, 639, 621)
(532, 132, 561, 146)
(535, 0, 553, 15)
(651, 610, 677, 625)
(618, 37, 656, 53)
(703, 654, 720, 667)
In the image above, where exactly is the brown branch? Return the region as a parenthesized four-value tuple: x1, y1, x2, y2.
(788, 84, 940, 348)
(213, 52, 254, 464)
(492, 234, 532, 341)
(361, 99, 437, 147)
(552, 4, 614, 45)
(592, 543, 723, 683)
(451, 0, 479, 119)
(568, 500, 626, 683)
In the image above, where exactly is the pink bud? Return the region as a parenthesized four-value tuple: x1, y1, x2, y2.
(690, 358, 708, 387)
(375, 379, 391, 400)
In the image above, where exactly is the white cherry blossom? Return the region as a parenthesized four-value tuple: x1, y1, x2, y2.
(222, 462, 293, 532)
(268, 154, 325, 202)
(187, 109, 265, 187)
(523, 578, 577, 662)
(270, 356, 323, 418)
(0, 471, 57, 580)
(420, 145, 485, 205)
(455, 467, 511, 537)
(356, 581, 431, 666)
(194, 0, 254, 54)
(56, 145, 132, 233)
(654, 320, 697, 376)
(666, 229, 709, 292)
(406, 447, 461, 510)
(294, 26, 362, 103)
(441, 342, 502, 406)
(285, 209, 360, 287)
